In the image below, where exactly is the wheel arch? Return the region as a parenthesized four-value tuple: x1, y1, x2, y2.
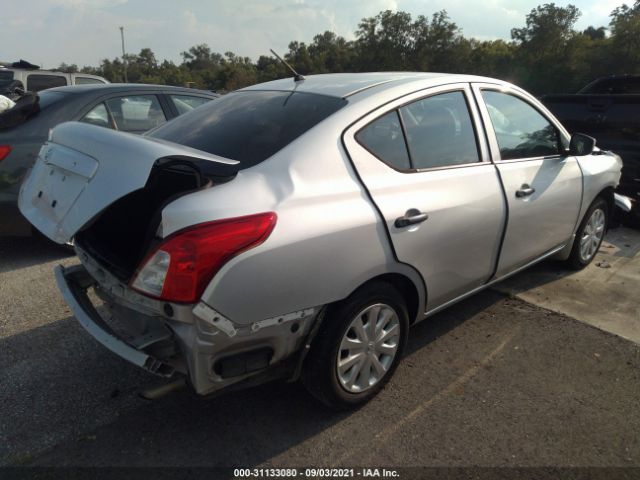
(553, 185, 614, 262)
(583, 185, 615, 232)
(341, 272, 426, 325)
(596, 186, 615, 226)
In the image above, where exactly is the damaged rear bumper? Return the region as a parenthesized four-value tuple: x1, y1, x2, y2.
(56, 259, 321, 396)
(55, 264, 175, 377)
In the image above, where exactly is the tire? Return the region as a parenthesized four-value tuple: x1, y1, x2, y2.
(566, 196, 608, 270)
(303, 281, 409, 409)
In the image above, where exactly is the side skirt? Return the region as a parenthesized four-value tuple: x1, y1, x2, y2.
(419, 243, 566, 321)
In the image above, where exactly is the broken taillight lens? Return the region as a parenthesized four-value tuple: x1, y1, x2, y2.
(0, 145, 12, 162)
(131, 212, 277, 304)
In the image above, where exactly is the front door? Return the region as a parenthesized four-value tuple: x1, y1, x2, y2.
(472, 86, 583, 276)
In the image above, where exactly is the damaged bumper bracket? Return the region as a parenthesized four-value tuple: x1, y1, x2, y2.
(614, 192, 633, 213)
(54, 264, 174, 377)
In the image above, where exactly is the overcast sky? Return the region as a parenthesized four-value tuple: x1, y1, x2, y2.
(0, 0, 627, 69)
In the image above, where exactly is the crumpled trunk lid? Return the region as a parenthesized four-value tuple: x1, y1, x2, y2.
(18, 121, 239, 244)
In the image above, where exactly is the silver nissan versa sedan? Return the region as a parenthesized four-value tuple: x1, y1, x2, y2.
(18, 73, 622, 408)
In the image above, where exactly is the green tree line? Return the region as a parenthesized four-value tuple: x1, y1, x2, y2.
(58, 1, 640, 95)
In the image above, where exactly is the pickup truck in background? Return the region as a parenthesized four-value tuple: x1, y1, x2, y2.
(541, 75, 640, 225)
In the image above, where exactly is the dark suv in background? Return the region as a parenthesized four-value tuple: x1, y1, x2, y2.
(542, 75, 640, 225)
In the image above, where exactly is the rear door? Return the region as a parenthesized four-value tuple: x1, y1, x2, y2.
(472, 84, 583, 276)
(344, 83, 506, 311)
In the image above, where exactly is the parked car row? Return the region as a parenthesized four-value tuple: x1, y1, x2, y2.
(0, 83, 218, 235)
(16, 72, 623, 407)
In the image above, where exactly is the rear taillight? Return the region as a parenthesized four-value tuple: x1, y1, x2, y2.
(0, 145, 12, 162)
(131, 212, 277, 304)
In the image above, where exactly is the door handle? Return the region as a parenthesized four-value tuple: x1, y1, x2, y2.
(515, 184, 535, 198)
(395, 209, 429, 228)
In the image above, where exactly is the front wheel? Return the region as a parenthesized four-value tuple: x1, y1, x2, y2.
(303, 282, 409, 409)
(567, 197, 608, 270)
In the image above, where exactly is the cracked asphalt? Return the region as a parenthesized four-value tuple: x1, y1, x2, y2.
(1, 235, 639, 470)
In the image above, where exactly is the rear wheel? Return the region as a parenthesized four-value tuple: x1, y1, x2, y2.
(567, 197, 608, 270)
(303, 282, 409, 409)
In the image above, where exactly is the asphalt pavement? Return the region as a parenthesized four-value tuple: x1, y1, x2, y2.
(497, 227, 640, 344)
(1, 235, 639, 469)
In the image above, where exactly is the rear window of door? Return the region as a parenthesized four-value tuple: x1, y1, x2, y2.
(355, 111, 411, 170)
(400, 91, 480, 169)
(80, 103, 112, 128)
(481, 91, 561, 160)
(356, 90, 480, 171)
(26, 74, 67, 92)
(105, 95, 167, 133)
(75, 77, 105, 85)
(169, 94, 212, 115)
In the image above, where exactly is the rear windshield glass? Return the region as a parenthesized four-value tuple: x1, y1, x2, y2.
(37, 91, 67, 109)
(149, 90, 347, 167)
(580, 77, 640, 94)
(0, 91, 67, 131)
(0, 71, 13, 81)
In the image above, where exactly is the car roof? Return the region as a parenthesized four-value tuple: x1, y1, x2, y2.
(240, 72, 503, 99)
(46, 83, 217, 96)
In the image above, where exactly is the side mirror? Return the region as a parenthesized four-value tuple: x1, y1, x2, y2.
(569, 133, 596, 156)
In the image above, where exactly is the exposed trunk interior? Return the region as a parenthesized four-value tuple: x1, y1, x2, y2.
(75, 159, 233, 282)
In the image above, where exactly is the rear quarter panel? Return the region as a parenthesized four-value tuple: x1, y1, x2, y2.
(161, 112, 426, 326)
